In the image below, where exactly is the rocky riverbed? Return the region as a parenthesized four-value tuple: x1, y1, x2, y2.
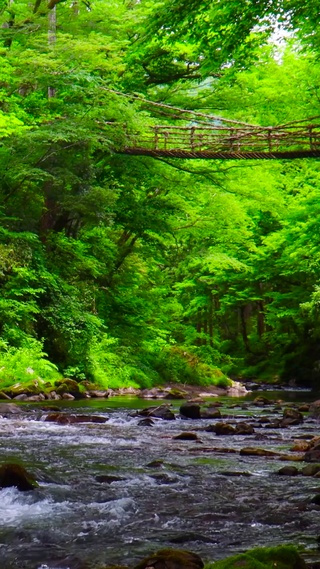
(0, 389, 320, 568)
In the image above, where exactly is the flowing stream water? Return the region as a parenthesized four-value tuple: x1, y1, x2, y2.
(0, 391, 320, 569)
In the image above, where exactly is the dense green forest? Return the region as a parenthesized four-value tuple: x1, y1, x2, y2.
(0, 0, 320, 391)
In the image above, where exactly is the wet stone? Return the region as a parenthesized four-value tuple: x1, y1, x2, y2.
(235, 422, 255, 435)
(311, 494, 320, 505)
(44, 413, 108, 424)
(95, 475, 125, 484)
(150, 473, 179, 484)
(173, 432, 199, 441)
(301, 464, 320, 476)
(137, 405, 175, 420)
(146, 460, 164, 468)
(138, 417, 155, 426)
(180, 403, 201, 420)
(0, 403, 21, 414)
(134, 548, 204, 569)
(291, 440, 310, 452)
(309, 399, 320, 418)
(208, 422, 236, 435)
(281, 408, 304, 426)
(200, 409, 221, 419)
(240, 447, 281, 457)
(253, 396, 272, 406)
(277, 466, 300, 476)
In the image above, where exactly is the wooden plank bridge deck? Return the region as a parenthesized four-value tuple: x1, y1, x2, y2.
(121, 121, 320, 159)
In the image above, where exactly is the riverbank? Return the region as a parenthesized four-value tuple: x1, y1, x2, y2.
(0, 379, 250, 403)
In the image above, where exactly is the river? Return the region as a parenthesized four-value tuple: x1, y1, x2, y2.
(0, 390, 319, 569)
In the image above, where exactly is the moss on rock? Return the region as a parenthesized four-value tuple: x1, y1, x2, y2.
(205, 546, 307, 569)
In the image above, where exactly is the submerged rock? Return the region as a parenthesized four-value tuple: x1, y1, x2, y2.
(134, 549, 204, 569)
(0, 463, 39, 491)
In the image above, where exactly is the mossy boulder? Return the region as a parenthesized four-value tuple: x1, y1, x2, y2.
(164, 388, 188, 399)
(55, 378, 83, 399)
(134, 549, 204, 569)
(3, 380, 42, 398)
(0, 463, 39, 491)
(205, 545, 307, 569)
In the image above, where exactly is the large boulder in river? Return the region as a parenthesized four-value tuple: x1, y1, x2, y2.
(180, 403, 201, 419)
(0, 463, 39, 491)
(134, 549, 204, 569)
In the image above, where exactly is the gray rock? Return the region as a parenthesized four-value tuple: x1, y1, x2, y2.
(62, 393, 75, 400)
(0, 403, 21, 414)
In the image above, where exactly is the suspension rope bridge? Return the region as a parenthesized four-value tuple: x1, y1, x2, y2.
(121, 119, 320, 160)
(104, 89, 320, 160)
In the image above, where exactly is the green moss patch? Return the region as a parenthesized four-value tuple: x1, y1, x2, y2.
(205, 546, 307, 569)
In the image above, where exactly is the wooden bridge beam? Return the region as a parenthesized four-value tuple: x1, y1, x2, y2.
(120, 149, 320, 160)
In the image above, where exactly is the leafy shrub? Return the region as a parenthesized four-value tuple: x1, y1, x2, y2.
(87, 335, 153, 389)
(0, 338, 61, 389)
(154, 346, 230, 387)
